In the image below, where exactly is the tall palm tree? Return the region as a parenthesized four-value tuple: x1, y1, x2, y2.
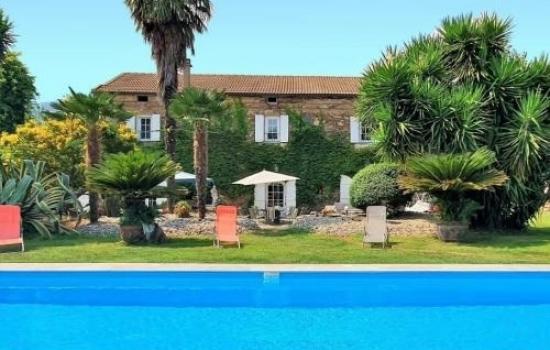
(125, 0, 212, 212)
(170, 88, 226, 219)
(0, 9, 14, 60)
(50, 88, 130, 223)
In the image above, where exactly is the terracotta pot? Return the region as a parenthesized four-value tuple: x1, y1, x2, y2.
(437, 222, 468, 242)
(120, 225, 145, 244)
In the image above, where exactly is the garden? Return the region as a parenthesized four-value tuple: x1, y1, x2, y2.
(0, 11, 549, 263)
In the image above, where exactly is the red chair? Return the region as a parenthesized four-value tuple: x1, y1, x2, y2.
(215, 206, 240, 248)
(0, 205, 24, 252)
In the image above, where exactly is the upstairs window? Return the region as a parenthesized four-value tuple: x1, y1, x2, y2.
(140, 117, 151, 140)
(137, 95, 149, 102)
(265, 116, 280, 142)
(266, 96, 278, 106)
(360, 122, 371, 142)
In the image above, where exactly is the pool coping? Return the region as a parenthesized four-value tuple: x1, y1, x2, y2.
(1, 263, 550, 272)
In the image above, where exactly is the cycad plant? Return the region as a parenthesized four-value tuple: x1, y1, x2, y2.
(170, 88, 227, 219)
(399, 149, 508, 223)
(357, 13, 550, 229)
(0, 160, 81, 237)
(87, 150, 179, 243)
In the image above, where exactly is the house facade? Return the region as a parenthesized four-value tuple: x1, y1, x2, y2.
(97, 73, 369, 145)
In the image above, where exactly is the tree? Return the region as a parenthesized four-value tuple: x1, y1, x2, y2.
(0, 9, 14, 59)
(49, 89, 130, 223)
(0, 118, 137, 188)
(170, 87, 227, 219)
(125, 0, 212, 212)
(0, 54, 36, 133)
(357, 13, 550, 229)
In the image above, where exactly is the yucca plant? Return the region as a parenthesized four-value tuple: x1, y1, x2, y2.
(0, 160, 81, 237)
(87, 150, 179, 243)
(357, 13, 550, 229)
(399, 149, 508, 223)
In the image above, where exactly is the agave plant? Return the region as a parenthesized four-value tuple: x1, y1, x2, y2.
(399, 149, 508, 223)
(0, 160, 81, 237)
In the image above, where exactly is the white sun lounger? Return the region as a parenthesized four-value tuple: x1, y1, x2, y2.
(363, 206, 388, 248)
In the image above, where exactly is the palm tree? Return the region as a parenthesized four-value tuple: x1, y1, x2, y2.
(0, 9, 14, 60)
(125, 0, 212, 212)
(50, 88, 130, 223)
(170, 88, 227, 219)
(399, 149, 508, 222)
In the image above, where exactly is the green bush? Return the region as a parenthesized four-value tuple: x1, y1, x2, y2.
(350, 163, 410, 212)
(174, 201, 191, 218)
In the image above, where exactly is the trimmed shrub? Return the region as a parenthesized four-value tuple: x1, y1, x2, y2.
(174, 201, 192, 218)
(350, 163, 410, 213)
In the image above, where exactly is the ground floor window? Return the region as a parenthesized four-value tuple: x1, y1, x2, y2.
(140, 117, 151, 140)
(267, 183, 285, 207)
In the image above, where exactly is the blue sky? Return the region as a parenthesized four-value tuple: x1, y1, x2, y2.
(3, 0, 550, 102)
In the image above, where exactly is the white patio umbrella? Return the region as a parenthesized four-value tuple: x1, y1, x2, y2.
(233, 170, 299, 185)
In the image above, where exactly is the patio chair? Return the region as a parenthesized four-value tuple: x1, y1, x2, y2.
(363, 206, 388, 248)
(0, 205, 24, 252)
(215, 206, 240, 248)
(287, 207, 300, 221)
(266, 207, 276, 223)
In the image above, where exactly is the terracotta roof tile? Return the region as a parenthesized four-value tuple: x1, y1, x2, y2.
(97, 73, 360, 96)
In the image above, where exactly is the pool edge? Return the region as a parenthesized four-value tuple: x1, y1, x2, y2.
(2, 263, 550, 272)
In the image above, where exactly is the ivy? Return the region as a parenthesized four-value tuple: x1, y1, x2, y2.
(176, 108, 376, 209)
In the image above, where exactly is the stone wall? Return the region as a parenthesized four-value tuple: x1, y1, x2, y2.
(114, 93, 356, 137)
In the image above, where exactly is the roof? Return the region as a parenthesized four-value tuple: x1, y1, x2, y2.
(97, 73, 360, 97)
(233, 170, 299, 186)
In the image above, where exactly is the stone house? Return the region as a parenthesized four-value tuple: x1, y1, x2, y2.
(97, 73, 370, 145)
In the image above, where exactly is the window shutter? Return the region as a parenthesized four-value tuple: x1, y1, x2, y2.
(254, 183, 266, 209)
(280, 115, 289, 143)
(285, 181, 296, 208)
(150, 114, 161, 141)
(126, 116, 136, 135)
(255, 114, 265, 142)
(350, 117, 360, 143)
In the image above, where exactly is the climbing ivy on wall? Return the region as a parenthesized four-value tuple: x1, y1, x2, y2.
(176, 107, 376, 209)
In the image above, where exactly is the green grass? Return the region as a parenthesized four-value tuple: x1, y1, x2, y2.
(1, 212, 549, 264)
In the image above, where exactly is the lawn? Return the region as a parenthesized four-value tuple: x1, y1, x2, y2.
(1, 212, 549, 264)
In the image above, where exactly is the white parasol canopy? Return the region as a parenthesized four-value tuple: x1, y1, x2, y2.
(233, 170, 299, 186)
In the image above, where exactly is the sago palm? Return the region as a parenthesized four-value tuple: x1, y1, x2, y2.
(50, 88, 130, 223)
(399, 149, 508, 222)
(125, 0, 212, 212)
(170, 87, 227, 219)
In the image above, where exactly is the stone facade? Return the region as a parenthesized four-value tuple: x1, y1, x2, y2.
(113, 92, 357, 138)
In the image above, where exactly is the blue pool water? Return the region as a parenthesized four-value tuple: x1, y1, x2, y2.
(1, 271, 550, 349)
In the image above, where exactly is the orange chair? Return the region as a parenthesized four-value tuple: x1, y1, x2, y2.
(215, 206, 240, 248)
(0, 205, 24, 252)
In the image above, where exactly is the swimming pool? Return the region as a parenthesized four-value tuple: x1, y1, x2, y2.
(1, 270, 550, 349)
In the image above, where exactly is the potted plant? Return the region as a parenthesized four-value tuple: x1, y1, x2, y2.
(399, 149, 508, 241)
(87, 150, 179, 244)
